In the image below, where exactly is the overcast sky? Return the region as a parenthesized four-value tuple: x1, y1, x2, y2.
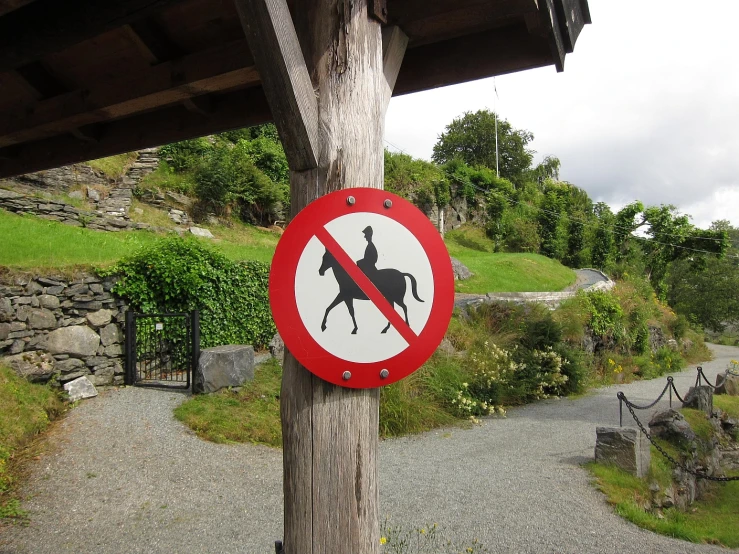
(385, 0, 739, 230)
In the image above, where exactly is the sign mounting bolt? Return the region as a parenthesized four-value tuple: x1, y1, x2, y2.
(383, 199, 392, 209)
(380, 369, 389, 379)
(347, 196, 356, 206)
(342, 371, 352, 380)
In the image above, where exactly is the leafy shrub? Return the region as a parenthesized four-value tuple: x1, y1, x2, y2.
(159, 137, 212, 172)
(106, 239, 275, 348)
(581, 290, 625, 344)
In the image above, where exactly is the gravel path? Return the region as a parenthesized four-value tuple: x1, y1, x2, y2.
(1, 344, 737, 554)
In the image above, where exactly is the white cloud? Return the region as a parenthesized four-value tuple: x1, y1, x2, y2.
(385, 0, 739, 228)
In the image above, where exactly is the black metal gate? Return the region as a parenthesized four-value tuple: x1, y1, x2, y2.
(124, 311, 200, 389)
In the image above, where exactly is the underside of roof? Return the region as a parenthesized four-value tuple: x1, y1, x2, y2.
(0, 0, 590, 178)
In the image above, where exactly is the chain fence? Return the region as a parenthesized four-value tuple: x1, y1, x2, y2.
(617, 366, 739, 482)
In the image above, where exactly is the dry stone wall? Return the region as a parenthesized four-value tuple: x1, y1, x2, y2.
(0, 188, 148, 232)
(0, 274, 127, 387)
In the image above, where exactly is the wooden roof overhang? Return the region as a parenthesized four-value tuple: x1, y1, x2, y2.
(0, 0, 590, 179)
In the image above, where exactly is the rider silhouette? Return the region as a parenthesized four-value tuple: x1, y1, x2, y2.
(357, 225, 378, 276)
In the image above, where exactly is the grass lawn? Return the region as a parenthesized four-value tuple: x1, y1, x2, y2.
(0, 209, 279, 269)
(444, 226, 576, 293)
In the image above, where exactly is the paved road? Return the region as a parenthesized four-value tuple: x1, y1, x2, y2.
(1, 345, 737, 554)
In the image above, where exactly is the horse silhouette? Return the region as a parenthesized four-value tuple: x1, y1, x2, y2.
(318, 248, 424, 335)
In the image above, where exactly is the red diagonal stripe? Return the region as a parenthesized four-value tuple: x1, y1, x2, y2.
(315, 227, 418, 345)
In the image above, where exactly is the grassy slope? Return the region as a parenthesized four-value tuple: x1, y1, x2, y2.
(0, 365, 65, 518)
(0, 209, 279, 269)
(0, 211, 575, 295)
(445, 226, 576, 293)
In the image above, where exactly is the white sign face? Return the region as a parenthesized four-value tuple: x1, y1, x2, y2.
(155, 323, 164, 331)
(294, 212, 434, 363)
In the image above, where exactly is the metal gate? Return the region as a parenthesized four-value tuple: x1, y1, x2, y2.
(124, 311, 200, 389)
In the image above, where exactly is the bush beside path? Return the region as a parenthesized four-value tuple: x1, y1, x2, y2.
(1, 345, 737, 554)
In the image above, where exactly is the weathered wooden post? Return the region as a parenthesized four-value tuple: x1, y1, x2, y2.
(235, 1, 407, 552)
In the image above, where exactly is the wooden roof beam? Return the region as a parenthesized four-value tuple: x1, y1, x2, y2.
(0, 0, 35, 18)
(0, 87, 272, 179)
(235, 0, 319, 171)
(0, 40, 260, 148)
(0, 0, 185, 72)
(393, 24, 554, 96)
(125, 18, 187, 64)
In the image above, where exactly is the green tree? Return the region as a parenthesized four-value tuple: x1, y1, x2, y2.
(591, 202, 615, 270)
(432, 110, 534, 184)
(640, 205, 728, 297)
(667, 256, 739, 331)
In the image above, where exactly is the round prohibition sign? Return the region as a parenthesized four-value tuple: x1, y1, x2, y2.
(269, 188, 454, 388)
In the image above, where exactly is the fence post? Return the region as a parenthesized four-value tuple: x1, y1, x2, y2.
(191, 310, 200, 389)
(619, 397, 623, 427)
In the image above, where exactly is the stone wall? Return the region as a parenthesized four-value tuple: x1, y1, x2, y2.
(0, 274, 127, 387)
(0, 164, 109, 192)
(0, 188, 150, 232)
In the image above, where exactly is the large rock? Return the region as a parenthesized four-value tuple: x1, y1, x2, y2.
(194, 345, 255, 394)
(86, 309, 113, 328)
(269, 333, 284, 364)
(649, 409, 696, 445)
(595, 427, 651, 477)
(99, 323, 122, 346)
(450, 257, 473, 280)
(44, 325, 100, 357)
(3, 351, 56, 383)
(38, 294, 60, 309)
(64, 376, 98, 402)
(29, 308, 57, 329)
(189, 226, 214, 239)
(682, 386, 713, 415)
(716, 371, 739, 396)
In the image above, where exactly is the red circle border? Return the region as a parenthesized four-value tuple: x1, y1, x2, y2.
(269, 188, 454, 388)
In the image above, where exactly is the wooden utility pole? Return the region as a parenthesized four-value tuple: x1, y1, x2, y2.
(235, 1, 407, 552)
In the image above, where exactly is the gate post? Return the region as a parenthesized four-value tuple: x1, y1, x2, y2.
(124, 310, 135, 385)
(191, 310, 200, 388)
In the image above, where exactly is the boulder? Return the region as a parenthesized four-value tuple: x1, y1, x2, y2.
(64, 376, 98, 402)
(194, 345, 255, 394)
(269, 333, 284, 364)
(3, 351, 56, 383)
(189, 226, 214, 239)
(100, 323, 122, 346)
(88, 366, 114, 386)
(44, 325, 100, 357)
(0, 297, 13, 321)
(436, 338, 456, 356)
(38, 294, 60, 309)
(716, 371, 739, 396)
(86, 309, 113, 328)
(450, 257, 473, 281)
(0, 322, 8, 341)
(55, 358, 85, 373)
(29, 308, 57, 329)
(682, 386, 713, 415)
(595, 427, 651, 478)
(649, 409, 696, 445)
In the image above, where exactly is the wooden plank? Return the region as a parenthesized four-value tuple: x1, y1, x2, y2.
(0, 0, 185, 72)
(0, 40, 259, 148)
(393, 24, 554, 96)
(0, 87, 272, 179)
(382, 26, 408, 106)
(234, 0, 319, 171)
(0, 0, 35, 17)
(554, 0, 591, 53)
(128, 17, 187, 63)
(389, 0, 537, 44)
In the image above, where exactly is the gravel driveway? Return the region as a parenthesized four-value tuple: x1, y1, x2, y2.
(1, 344, 737, 554)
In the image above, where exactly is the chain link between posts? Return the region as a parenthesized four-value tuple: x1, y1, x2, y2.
(617, 367, 739, 483)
